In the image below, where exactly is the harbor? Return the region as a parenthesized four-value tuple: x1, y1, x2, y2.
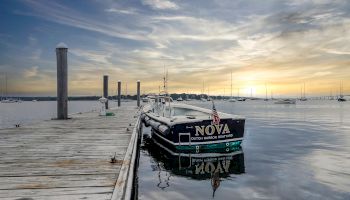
(1, 1, 350, 200)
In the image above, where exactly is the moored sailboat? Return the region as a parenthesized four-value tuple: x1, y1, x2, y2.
(338, 81, 347, 102)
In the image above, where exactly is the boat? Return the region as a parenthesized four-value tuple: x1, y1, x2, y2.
(1, 74, 16, 103)
(274, 99, 296, 104)
(338, 81, 347, 102)
(141, 72, 245, 152)
(141, 100, 245, 152)
(176, 97, 183, 101)
(299, 83, 307, 101)
(237, 97, 246, 101)
(264, 84, 268, 101)
(1, 99, 16, 103)
(228, 98, 236, 102)
(142, 97, 149, 102)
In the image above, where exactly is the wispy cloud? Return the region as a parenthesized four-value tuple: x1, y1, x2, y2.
(18, 0, 148, 41)
(141, 0, 179, 10)
(23, 66, 39, 78)
(105, 8, 138, 15)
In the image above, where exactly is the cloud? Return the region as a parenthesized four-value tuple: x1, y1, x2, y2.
(105, 8, 137, 15)
(70, 49, 112, 65)
(19, 0, 147, 41)
(142, 0, 179, 10)
(23, 66, 39, 78)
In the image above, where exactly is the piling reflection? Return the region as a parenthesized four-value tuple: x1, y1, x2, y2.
(141, 133, 245, 196)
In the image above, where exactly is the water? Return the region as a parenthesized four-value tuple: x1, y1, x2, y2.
(0, 100, 130, 129)
(137, 100, 350, 200)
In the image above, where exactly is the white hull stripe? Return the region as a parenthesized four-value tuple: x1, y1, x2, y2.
(152, 139, 243, 157)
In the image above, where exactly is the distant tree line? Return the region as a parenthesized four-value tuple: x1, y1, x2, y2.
(5, 93, 249, 101)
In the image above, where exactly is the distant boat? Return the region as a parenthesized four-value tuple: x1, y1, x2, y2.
(1, 74, 16, 103)
(338, 81, 347, 102)
(300, 83, 307, 101)
(228, 98, 236, 102)
(264, 84, 268, 101)
(32, 99, 38, 102)
(274, 99, 296, 104)
(1, 99, 15, 103)
(142, 97, 149, 102)
(237, 97, 246, 101)
(176, 97, 183, 101)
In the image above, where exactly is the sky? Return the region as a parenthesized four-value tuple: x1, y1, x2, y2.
(0, 0, 349, 97)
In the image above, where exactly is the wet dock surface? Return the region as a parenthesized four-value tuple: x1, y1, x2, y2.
(0, 106, 139, 200)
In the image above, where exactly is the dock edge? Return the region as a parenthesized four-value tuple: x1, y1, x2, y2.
(111, 110, 141, 200)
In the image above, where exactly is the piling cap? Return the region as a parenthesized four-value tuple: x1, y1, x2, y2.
(137, 80, 140, 82)
(99, 97, 108, 103)
(56, 42, 68, 49)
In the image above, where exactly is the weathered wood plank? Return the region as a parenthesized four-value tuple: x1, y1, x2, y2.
(0, 105, 138, 199)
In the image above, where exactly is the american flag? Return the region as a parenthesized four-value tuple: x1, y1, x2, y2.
(211, 100, 220, 125)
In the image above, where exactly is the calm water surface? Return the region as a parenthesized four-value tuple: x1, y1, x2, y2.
(0, 100, 130, 129)
(137, 100, 350, 200)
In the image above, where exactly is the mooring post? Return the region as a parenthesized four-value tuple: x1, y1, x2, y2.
(118, 80, 121, 107)
(103, 75, 108, 109)
(56, 42, 68, 120)
(137, 80, 140, 107)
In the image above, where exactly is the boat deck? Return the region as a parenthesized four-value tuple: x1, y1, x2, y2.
(0, 106, 139, 200)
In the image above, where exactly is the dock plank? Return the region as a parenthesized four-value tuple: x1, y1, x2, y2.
(0, 106, 139, 200)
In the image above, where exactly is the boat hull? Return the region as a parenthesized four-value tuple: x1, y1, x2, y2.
(148, 118, 245, 153)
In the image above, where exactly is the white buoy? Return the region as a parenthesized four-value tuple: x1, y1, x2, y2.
(99, 97, 108, 116)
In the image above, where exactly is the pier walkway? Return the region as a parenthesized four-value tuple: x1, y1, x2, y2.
(0, 105, 140, 200)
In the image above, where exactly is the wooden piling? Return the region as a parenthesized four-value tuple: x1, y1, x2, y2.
(56, 43, 68, 120)
(103, 75, 108, 109)
(137, 80, 140, 107)
(118, 80, 121, 107)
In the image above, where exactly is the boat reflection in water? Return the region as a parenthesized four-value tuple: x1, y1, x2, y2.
(141, 132, 245, 197)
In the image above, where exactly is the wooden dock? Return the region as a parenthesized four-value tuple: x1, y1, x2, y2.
(0, 105, 140, 200)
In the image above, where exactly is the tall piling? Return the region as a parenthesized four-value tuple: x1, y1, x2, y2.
(103, 75, 108, 109)
(118, 80, 121, 107)
(137, 80, 140, 107)
(56, 43, 68, 120)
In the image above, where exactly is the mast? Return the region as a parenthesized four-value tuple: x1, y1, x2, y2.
(0, 74, 4, 100)
(5, 74, 7, 98)
(271, 90, 273, 99)
(300, 85, 303, 99)
(230, 71, 232, 98)
(265, 83, 267, 100)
